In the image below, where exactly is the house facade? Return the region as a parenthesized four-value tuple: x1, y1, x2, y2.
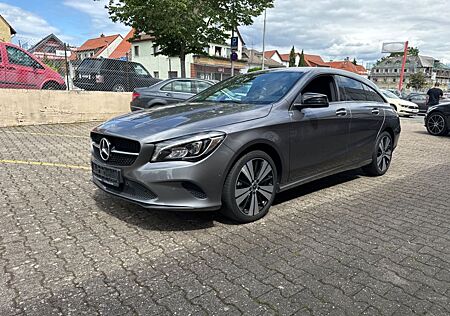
(131, 30, 246, 80)
(0, 15, 16, 42)
(74, 34, 123, 60)
(369, 55, 450, 89)
(242, 48, 284, 72)
(264, 49, 329, 68)
(29, 34, 67, 60)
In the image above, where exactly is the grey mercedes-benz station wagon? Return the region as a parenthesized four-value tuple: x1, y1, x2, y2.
(91, 68, 401, 223)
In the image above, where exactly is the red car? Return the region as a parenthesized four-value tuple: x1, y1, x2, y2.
(0, 42, 66, 90)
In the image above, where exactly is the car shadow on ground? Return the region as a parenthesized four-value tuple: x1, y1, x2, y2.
(93, 169, 362, 231)
(413, 130, 450, 137)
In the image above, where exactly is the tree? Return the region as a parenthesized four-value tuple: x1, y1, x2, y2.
(298, 50, 307, 67)
(352, 58, 357, 65)
(389, 47, 420, 57)
(408, 72, 427, 90)
(102, 0, 274, 78)
(288, 46, 296, 67)
(247, 66, 262, 72)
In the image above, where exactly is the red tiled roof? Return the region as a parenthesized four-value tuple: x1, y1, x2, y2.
(264, 50, 278, 59)
(304, 54, 328, 67)
(110, 29, 135, 59)
(326, 61, 367, 75)
(279, 53, 290, 62)
(77, 34, 121, 52)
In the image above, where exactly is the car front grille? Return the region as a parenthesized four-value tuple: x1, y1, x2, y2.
(91, 132, 140, 166)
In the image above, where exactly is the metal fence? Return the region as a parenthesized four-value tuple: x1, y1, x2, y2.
(2, 35, 161, 93)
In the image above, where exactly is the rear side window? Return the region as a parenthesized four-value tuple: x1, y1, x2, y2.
(194, 81, 212, 93)
(131, 63, 150, 76)
(161, 80, 195, 93)
(337, 76, 366, 102)
(363, 85, 385, 103)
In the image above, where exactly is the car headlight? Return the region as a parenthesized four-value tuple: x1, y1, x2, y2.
(151, 132, 226, 162)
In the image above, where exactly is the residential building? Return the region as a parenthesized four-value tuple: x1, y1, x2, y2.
(369, 55, 450, 89)
(74, 34, 123, 60)
(0, 14, 15, 42)
(131, 30, 246, 80)
(242, 48, 284, 72)
(264, 49, 329, 68)
(326, 60, 368, 77)
(29, 34, 67, 60)
(109, 29, 135, 60)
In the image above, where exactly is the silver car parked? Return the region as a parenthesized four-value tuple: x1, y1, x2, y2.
(91, 68, 401, 223)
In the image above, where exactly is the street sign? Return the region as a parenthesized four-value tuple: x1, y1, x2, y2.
(55, 50, 71, 57)
(381, 42, 406, 53)
(230, 52, 238, 61)
(230, 37, 239, 49)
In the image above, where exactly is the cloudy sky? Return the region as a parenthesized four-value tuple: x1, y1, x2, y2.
(1, 0, 449, 65)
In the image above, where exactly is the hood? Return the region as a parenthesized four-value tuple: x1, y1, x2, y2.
(94, 102, 272, 143)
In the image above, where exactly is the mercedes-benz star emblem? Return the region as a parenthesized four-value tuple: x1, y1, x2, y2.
(99, 138, 112, 161)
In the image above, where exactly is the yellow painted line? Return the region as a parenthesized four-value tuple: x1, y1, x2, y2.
(0, 159, 90, 170)
(1, 131, 89, 139)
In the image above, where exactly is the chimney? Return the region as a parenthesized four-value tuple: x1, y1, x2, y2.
(100, 33, 105, 37)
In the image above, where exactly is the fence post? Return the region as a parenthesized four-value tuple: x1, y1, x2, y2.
(64, 43, 70, 91)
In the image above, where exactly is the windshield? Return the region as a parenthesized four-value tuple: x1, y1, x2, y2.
(190, 71, 304, 104)
(78, 59, 102, 70)
(382, 90, 400, 99)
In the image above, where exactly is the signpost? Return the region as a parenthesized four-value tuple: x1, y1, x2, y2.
(230, 36, 238, 76)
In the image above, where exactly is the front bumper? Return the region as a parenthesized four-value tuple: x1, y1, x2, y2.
(91, 141, 235, 211)
(398, 107, 419, 116)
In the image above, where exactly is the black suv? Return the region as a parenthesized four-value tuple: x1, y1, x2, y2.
(73, 58, 160, 92)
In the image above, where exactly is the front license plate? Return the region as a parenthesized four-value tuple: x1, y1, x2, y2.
(92, 162, 121, 187)
(80, 74, 90, 79)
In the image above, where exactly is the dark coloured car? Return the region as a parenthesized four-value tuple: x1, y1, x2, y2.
(424, 102, 450, 136)
(73, 58, 160, 92)
(91, 68, 401, 223)
(404, 93, 428, 113)
(130, 78, 214, 111)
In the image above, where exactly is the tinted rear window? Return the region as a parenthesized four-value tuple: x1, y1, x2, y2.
(78, 59, 102, 70)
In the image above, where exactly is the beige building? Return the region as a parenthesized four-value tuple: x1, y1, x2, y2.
(0, 15, 16, 42)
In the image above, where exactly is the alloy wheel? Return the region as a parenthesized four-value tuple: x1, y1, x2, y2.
(113, 84, 126, 92)
(234, 158, 274, 216)
(377, 135, 392, 172)
(427, 114, 446, 135)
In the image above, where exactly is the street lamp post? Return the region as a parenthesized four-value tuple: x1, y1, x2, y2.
(261, 10, 267, 70)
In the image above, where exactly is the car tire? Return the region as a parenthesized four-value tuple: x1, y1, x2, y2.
(221, 150, 277, 223)
(43, 82, 63, 90)
(112, 83, 126, 92)
(426, 112, 448, 136)
(362, 131, 393, 177)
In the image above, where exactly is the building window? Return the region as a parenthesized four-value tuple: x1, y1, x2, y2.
(153, 45, 160, 55)
(154, 71, 159, 79)
(134, 46, 140, 57)
(393, 78, 396, 82)
(168, 71, 178, 78)
(394, 69, 398, 73)
(214, 46, 222, 56)
(376, 69, 379, 73)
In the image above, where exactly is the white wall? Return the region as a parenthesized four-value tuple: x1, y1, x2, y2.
(99, 36, 123, 58)
(131, 40, 193, 79)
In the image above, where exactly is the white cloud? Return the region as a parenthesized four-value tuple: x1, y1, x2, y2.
(63, 0, 129, 37)
(240, 0, 450, 64)
(0, 3, 72, 43)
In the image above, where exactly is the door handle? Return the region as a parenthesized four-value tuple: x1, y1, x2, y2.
(335, 108, 347, 116)
(165, 93, 172, 97)
(371, 108, 380, 115)
(6, 66, 16, 70)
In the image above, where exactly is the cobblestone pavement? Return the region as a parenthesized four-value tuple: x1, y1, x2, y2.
(1, 118, 449, 315)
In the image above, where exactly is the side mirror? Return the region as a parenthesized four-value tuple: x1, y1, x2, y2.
(294, 93, 329, 109)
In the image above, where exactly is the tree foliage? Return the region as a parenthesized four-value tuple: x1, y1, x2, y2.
(247, 66, 262, 72)
(288, 46, 296, 67)
(298, 50, 307, 67)
(389, 47, 420, 57)
(352, 58, 357, 65)
(102, 0, 274, 77)
(408, 72, 427, 90)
